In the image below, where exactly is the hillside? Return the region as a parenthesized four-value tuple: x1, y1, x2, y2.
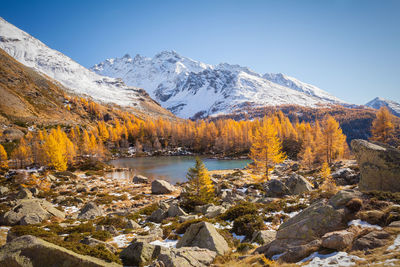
(91, 52, 345, 119)
(0, 17, 174, 120)
(366, 97, 400, 117)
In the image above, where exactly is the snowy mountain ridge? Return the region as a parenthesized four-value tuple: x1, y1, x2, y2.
(0, 17, 157, 112)
(365, 97, 400, 117)
(92, 52, 345, 118)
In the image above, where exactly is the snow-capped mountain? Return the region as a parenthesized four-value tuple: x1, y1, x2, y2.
(0, 17, 161, 113)
(365, 97, 400, 117)
(92, 52, 345, 118)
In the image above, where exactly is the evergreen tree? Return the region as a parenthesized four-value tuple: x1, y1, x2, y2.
(184, 157, 214, 205)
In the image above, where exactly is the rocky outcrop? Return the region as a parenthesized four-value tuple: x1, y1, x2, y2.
(0, 198, 65, 225)
(78, 202, 103, 220)
(121, 242, 166, 266)
(16, 188, 33, 199)
(151, 180, 176, 194)
(251, 230, 277, 245)
(176, 222, 229, 255)
(351, 230, 391, 251)
(321, 230, 355, 250)
(351, 139, 400, 192)
(0, 235, 121, 267)
(80, 237, 117, 253)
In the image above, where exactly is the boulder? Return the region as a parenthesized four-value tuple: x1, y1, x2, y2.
(132, 228, 163, 243)
(0, 235, 121, 267)
(151, 180, 176, 194)
(167, 203, 187, 217)
(126, 219, 141, 229)
(154, 247, 217, 267)
(80, 237, 117, 253)
(351, 230, 391, 251)
(221, 190, 245, 203)
(16, 188, 33, 199)
(133, 175, 149, 184)
(205, 205, 226, 219)
(264, 179, 290, 197)
(78, 202, 103, 220)
(1, 199, 65, 225)
(250, 230, 276, 245)
(148, 208, 168, 223)
(321, 230, 355, 250)
(0, 186, 9, 195)
(277, 199, 346, 241)
(1, 128, 24, 141)
(29, 188, 40, 196)
(331, 168, 359, 185)
(284, 173, 313, 195)
(95, 225, 119, 236)
(388, 221, 400, 228)
(120, 241, 166, 266)
(329, 189, 363, 208)
(179, 215, 199, 223)
(176, 222, 229, 255)
(255, 239, 321, 263)
(351, 139, 400, 192)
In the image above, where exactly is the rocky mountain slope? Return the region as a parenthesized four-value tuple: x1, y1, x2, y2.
(92, 52, 345, 119)
(366, 97, 400, 117)
(0, 17, 174, 120)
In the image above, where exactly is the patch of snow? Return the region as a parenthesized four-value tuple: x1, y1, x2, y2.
(387, 234, 400, 251)
(110, 234, 135, 248)
(348, 219, 382, 230)
(63, 206, 80, 214)
(232, 233, 246, 242)
(300, 251, 364, 266)
(150, 239, 178, 248)
(271, 252, 285, 260)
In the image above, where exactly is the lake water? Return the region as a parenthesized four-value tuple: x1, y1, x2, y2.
(107, 156, 251, 184)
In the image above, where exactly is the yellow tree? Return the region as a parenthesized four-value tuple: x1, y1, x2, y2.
(12, 138, 32, 168)
(184, 157, 214, 205)
(370, 106, 395, 143)
(0, 144, 8, 169)
(320, 116, 347, 164)
(249, 119, 286, 180)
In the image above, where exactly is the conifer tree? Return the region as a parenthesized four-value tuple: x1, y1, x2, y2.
(370, 106, 395, 143)
(0, 144, 8, 169)
(320, 116, 347, 164)
(12, 138, 32, 168)
(249, 120, 286, 180)
(184, 157, 214, 205)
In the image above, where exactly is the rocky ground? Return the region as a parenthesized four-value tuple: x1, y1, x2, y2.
(0, 139, 399, 267)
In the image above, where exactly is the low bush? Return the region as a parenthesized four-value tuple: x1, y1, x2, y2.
(232, 214, 265, 238)
(91, 230, 112, 241)
(220, 202, 258, 221)
(97, 216, 126, 229)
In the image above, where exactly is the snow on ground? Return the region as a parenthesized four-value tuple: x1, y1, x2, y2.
(109, 233, 136, 248)
(387, 234, 400, 251)
(232, 233, 246, 242)
(63, 206, 80, 214)
(149, 239, 178, 248)
(299, 251, 364, 267)
(348, 219, 382, 230)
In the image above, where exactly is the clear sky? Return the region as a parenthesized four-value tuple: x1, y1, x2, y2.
(1, 0, 400, 104)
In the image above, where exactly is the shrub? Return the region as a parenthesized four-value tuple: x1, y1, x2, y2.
(220, 202, 258, 221)
(232, 214, 265, 238)
(97, 216, 126, 229)
(345, 198, 363, 213)
(127, 203, 159, 221)
(91, 230, 112, 241)
(64, 222, 95, 234)
(236, 243, 255, 253)
(175, 218, 206, 235)
(283, 203, 308, 213)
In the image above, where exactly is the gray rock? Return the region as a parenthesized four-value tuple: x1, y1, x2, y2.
(285, 173, 313, 195)
(16, 188, 33, 199)
(388, 221, 400, 228)
(120, 242, 166, 266)
(78, 202, 103, 220)
(179, 215, 199, 223)
(251, 230, 276, 245)
(29, 188, 40, 196)
(0, 235, 121, 266)
(133, 175, 149, 184)
(148, 208, 168, 223)
(1, 199, 65, 225)
(176, 222, 229, 255)
(205, 205, 226, 219)
(321, 230, 355, 250)
(351, 230, 391, 251)
(0, 186, 9, 195)
(277, 199, 346, 241)
(329, 189, 362, 208)
(154, 247, 217, 267)
(126, 219, 141, 229)
(264, 179, 290, 197)
(151, 179, 176, 194)
(351, 139, 400, 192)
(167, 203, 187, 217)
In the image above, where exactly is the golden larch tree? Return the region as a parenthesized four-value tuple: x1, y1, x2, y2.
(370, 106, 395, 143)
(249, 119, 286, 180)
(12, 138, 32, 168)
(0, 144, 8, 169)
(320, 116, 347, 164)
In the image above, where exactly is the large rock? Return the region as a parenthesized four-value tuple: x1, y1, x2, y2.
(204, 205, 226, 219)
(120, 241, 167, 266)
(284, 173, 313, 195)
(0, 199, 65, 226)
(351, 230, 391, 251)
(0, 235, 121, 267)
(331, 168, 359, 185)
(80, 237, 117, 253)
(321, 230, 355, 250)
(151, 180, 176, 194)
(251, 230, 277, 245)
(154, 247, 217, 267)
(351, 139, 400, 192)
(133, 174, 149, 184)
(78, 202, 103, 220)
(276, 199, 346, 241)
(329, 189, 362, 208)
(176, 222, 229, 255)
(167, 203, 187, 217)
(16, 188, 33, 199)
(264, 179, 290, 197)
(0, 186, 9, 195)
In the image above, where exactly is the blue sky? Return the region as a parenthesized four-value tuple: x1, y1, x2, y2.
(1, 0, 400, 104)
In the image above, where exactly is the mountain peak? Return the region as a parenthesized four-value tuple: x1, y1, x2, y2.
(366, 97, 400, 117)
